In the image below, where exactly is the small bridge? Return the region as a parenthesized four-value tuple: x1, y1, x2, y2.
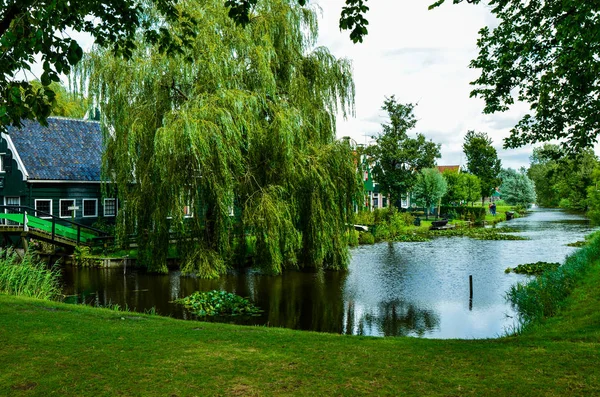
(0, 205, 109, 250)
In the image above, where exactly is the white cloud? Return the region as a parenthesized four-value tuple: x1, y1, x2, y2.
(314, 0, 535, 169)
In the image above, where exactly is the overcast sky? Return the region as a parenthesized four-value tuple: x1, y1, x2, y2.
(313, 0, 535, 169)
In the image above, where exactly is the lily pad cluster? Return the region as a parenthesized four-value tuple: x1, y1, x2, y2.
(175, 290, 261, 317)
(505, 262, 561, 276)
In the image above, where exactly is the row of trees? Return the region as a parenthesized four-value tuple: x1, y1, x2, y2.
(528, 145, 599, 213)
(364, 97, 506, 211)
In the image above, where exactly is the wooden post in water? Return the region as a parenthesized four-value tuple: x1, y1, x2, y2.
(469, 275, 473, 310)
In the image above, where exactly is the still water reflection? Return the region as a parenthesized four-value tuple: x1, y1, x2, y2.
(61, 208, 596, 338)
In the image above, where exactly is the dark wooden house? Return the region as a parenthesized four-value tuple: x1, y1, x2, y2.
(1, 117, 117, 227)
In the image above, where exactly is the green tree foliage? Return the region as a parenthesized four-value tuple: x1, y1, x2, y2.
(462, 130, 501, 203)
(499, 168, 536, 207)
(527, 145, 599, 211)
(442, 171, 481, 206)
(78, 0, 358, 277)
(0, 0, 196, 132)
(441, 170, 464, 205)
(470, 1, 600, 152)
(413, 168, 447, 219)
(586, 168, 600, 224)
(528, 145, 561, 207)
(430, 0, 600, 152)
(367, 96, 441, 207)
(28, 81, 87, 119)
(463, 173, 481, 206)
(226, 0, 370, 43)
(1, 0, 369, 134)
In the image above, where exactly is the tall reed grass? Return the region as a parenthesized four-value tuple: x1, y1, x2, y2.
(507, 231, 600, 326)
(0, 248, 60, 300)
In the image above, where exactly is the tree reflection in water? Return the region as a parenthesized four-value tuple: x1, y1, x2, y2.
(354, 300, 439, 337)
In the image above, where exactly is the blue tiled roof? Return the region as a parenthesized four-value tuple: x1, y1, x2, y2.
(6, 117, 102, 181)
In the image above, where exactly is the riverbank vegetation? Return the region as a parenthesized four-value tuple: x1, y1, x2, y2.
(2, 252, 599, 395)
(353, 206, 527, 245)
(0, 248, 60, 300)
(507, 231, 600, 327)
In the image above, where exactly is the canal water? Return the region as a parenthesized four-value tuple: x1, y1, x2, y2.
(60, 208, 596, 338)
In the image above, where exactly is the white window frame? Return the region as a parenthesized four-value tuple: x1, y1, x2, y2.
(3, 196, 20, 225)
(104, 198, 117, 217)
(34, 199, 53, 219)
(59, 199, 76, 218)
(82, 198, 98, 218)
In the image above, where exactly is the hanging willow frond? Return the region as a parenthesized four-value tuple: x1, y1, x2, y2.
(75, 0, 358, 276)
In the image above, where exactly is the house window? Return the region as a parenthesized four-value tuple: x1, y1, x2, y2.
(83, 199, 98, 217)
(373, 193, 379, 209)
(183, 205, 193, 218)
(3, 196, 20, 225)
(104, 198, 117, 217)
(0, 153, 11, 173)
(60, 199, 76, 218)
(35, 199, 52, 218)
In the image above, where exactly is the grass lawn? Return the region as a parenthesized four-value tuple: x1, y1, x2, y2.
(1, 262, 599, 396)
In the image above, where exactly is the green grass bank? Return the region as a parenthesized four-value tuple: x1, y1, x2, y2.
(1, 264, 600, 395)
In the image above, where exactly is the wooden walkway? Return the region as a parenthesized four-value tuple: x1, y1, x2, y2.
(0, 207, 108, 250)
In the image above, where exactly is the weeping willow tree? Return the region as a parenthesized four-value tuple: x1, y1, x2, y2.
(76, 0, 358, 276)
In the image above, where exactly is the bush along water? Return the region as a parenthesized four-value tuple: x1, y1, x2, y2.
(0, 248, 60, 300)
(507, 231, 600, 327)
(174, 290, 261, 317)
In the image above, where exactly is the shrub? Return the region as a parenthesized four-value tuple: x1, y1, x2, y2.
(373, 208, 389, 224)
(373, 223, 390, 242)
(354, 210, 374, 226)
(440, 206, 485, 222)
(558, 198, 572, 209)
(0, 248, 60, 300)
(74, 246, 101, 267)
(348, 230, 359, 247)
(445, 209, 458, 221)
(358, 232, 375, 245)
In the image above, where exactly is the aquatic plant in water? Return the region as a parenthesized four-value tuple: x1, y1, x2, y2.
(175, 290, 261, 317)
(505, 262, 561, 275)
(427, 227, 527, 240)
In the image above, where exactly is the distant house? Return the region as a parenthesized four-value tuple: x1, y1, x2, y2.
(492, 187, 502, 202)
(362, 163, 462, 211)
(1, 117, 117, 227)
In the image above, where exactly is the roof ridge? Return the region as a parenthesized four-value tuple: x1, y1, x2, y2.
(46, 116, 100, 124)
